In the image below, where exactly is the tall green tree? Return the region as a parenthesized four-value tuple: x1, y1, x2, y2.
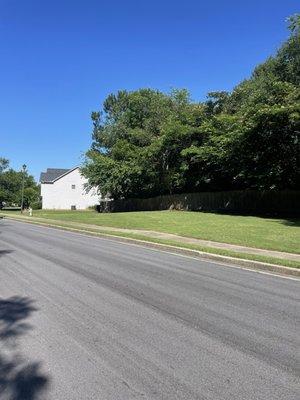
(0, 160, 40, 207)
(83, 16, 300, 199)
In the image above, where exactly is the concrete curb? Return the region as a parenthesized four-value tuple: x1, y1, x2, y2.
(2, 215, 300, 278)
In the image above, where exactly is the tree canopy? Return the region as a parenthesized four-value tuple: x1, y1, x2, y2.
(82, 16, 300, 199)
(0, 159, 40, 208)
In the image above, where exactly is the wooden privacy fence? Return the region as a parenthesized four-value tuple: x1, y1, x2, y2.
(97, 190, 300, 216)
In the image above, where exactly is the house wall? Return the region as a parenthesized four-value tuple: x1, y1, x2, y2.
(41, 168, 99, 210)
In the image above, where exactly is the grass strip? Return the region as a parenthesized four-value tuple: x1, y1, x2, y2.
(2, 213, 299, 269)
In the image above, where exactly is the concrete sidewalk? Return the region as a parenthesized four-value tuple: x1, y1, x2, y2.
(2, 213, 299, 262)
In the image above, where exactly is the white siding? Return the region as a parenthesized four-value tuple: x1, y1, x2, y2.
(41, 168, 99, 210)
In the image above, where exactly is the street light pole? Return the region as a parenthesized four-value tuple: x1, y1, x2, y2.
(20, 164, 26, 213)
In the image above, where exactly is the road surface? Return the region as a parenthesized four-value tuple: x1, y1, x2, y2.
(0, 219, 299, 400)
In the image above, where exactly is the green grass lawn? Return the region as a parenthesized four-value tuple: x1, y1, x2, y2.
(16, 209, 300, 254)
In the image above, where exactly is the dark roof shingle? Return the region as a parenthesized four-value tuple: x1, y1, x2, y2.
(40, 168, 71, 183)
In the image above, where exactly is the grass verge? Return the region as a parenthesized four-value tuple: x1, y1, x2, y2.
(9, 209, 300, 254)
(1, 213, 299, 269)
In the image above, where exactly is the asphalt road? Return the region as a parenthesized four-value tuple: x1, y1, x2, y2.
(0, 219, 299, 400)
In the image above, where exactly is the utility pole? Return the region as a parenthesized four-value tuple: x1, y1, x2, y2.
(20, 164, 26, 213)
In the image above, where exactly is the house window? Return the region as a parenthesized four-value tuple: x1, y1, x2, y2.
(71, 205, 76, 210)
(71, 184, 76, 189)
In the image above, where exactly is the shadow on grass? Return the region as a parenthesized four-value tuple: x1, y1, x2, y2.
(279, 219, 300, 227)
(0, 296, 49, 400)
(190, 209, 300, 225)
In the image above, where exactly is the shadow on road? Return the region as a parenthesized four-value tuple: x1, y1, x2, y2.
(0, 296, 49, 400)
(0, 250, 14, 258)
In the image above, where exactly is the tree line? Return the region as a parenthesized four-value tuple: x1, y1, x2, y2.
(82, 15, 300, 200)
(0, 158, 40, 208)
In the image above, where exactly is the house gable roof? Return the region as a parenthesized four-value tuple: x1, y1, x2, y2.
(40, 167, 79, 183)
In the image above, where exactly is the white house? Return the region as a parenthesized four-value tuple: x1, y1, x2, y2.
(40, 167, 99, 210)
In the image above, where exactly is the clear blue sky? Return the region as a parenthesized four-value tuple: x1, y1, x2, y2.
(1, 0, 299, 180)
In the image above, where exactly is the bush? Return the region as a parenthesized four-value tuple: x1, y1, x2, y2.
(31, 201, 42, 210)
